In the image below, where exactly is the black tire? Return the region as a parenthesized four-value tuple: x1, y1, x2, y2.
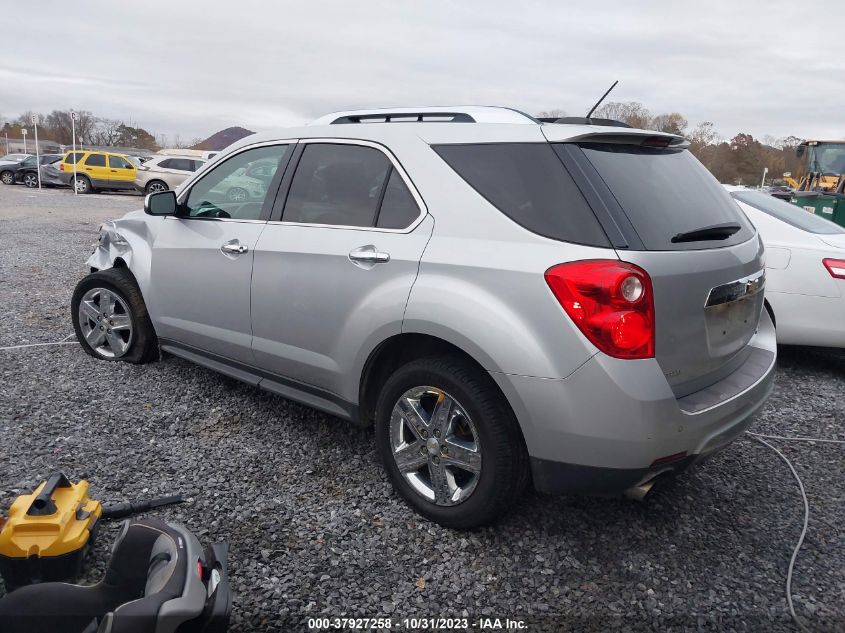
(145, 180, 168, 195)
(71, 267, 158, 364)
(74, 175, 92, 194)
(0, 170, 14, 185)
(23, 172, 39, 188)
(375, 355, 529, 529)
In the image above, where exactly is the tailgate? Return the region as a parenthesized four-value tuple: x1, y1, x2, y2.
(622, 238, 765, 396)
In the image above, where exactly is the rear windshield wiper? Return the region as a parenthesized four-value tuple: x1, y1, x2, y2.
(671, 222, 741, 243)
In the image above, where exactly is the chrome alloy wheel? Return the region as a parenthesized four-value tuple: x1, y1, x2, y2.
(23, 173, 39, 188)
(390, 386, 482, 506)
(147, 181, 167, 194)
(78, 287, 133, 358)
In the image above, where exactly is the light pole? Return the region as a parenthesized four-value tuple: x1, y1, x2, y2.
(21, 128, 27, 154)
(71, 110, 78, 195)
(31, 113, 42, 190)
(760, 166, 769, 189)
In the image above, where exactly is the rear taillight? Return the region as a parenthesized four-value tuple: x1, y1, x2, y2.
(60, 163, 65, 171)
(545, 260, 655, 359)
(823, 258, 845, 279)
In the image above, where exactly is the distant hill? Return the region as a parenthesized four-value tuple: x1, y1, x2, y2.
(192, 126, 254, 151)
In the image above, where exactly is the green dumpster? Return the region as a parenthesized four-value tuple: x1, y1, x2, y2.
(790, 191, 845, 228)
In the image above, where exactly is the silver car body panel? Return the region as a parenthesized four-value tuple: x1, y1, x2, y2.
(85, 111, 775, 482)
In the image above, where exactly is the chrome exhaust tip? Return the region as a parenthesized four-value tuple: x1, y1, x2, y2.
(624, 478, 657, 502)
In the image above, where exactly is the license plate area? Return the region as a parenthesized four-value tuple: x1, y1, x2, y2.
(704, 270, 765, 357)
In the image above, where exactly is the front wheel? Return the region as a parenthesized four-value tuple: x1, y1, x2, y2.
(375, 355, 528, 529)
(145, 180, 168, 194)
(71, 268, 158, 363)
(0, 170, 14, 185)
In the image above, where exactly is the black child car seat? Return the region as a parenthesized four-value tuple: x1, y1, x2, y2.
(0, 519, 230, 633)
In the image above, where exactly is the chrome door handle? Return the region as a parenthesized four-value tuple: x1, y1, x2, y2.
(349, 246, 390, 264)
(221, 240, 248, 255)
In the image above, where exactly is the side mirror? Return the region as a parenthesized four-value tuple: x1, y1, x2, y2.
(144, 190, 178, 216)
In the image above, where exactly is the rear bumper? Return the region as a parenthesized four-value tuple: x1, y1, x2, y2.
(492, 309, 776, 494)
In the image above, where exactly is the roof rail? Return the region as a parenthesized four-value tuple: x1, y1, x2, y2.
(310, 106, 538, 126)
(542, 116, 632, 128)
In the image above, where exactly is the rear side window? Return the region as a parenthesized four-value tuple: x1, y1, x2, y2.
(84, 154, 105, 167)
(284, 143, 391, 227)
(64, 152, 84, 164)
(732, 190, 845, 235)
(376, 169, 420, 229)
(433, 143, 610, 247)
(577, 144, 755, 250)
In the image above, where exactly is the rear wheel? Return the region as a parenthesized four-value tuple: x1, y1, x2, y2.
(71, 268, 158, 364)
(74, 175, 92, 194)
(145, 180, 168, 194)
(23, 172, 39, 188)
(0, 170, 14, 185)
(375, 355, 528, 529)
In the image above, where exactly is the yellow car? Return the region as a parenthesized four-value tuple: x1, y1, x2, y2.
(59, 150, 138, 194)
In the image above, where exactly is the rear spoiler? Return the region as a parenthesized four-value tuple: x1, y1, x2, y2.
(542, 127, 689, 149)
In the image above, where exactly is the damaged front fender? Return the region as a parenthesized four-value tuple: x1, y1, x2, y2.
(85, 210, 158, 297)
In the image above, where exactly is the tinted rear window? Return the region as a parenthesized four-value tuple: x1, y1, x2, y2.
(433, 143, 610, 247)
(579, 144, 755, 250)
(732, 190, 845, 234)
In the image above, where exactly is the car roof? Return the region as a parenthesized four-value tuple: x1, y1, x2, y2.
(226, 105, 685, 153)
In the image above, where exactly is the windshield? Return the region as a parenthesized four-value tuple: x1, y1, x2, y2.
(807, 143, 845, 175)
(578, 143, 755, 250)
(731, 190, 845, 235)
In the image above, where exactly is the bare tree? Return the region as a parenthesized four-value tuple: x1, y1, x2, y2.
(44, 110, 97, 145)
(535, 108, 567, 119)
(593, 101, 652, 129)
(650, 112, 688, 135)
(91, 118, 123, 146)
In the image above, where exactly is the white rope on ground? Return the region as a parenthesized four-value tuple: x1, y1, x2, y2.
(0, 341, 77, 351)
(748, 433, 818, 633)
(748, 431, 845, 445)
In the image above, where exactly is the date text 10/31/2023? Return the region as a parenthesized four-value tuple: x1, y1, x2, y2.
(307, 617, 528, 630)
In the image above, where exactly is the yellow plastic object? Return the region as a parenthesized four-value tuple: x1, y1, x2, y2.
(0, 473, 102, 578)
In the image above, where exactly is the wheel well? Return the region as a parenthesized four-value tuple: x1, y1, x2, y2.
(359, 333, 492, 427)
(764, 299, 776, 328)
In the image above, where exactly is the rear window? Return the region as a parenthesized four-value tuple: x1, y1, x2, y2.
(84, 154, 106, 167)
(732, 190, 845, 235)
(433, 143, 610, 247)
(578, 144, 754, 250)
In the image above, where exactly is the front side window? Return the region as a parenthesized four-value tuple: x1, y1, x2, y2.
(109, 155, 132, 169)
(283, 143, 391, 227)
(183, 144, 290, 220)
(21, 156, 37, 167)
(84, 154, 106, 167)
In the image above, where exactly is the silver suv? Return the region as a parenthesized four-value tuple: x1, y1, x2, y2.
(72, 106, 776, 528)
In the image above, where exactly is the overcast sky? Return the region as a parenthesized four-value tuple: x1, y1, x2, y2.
(5, 0, 843, 143)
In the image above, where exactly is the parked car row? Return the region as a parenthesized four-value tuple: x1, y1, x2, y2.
(0, 150, 207, 194)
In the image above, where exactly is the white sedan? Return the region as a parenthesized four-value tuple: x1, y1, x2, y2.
(725, 185, 845, 347)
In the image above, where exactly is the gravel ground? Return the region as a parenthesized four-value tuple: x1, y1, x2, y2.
(0, 185, 843, 632)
